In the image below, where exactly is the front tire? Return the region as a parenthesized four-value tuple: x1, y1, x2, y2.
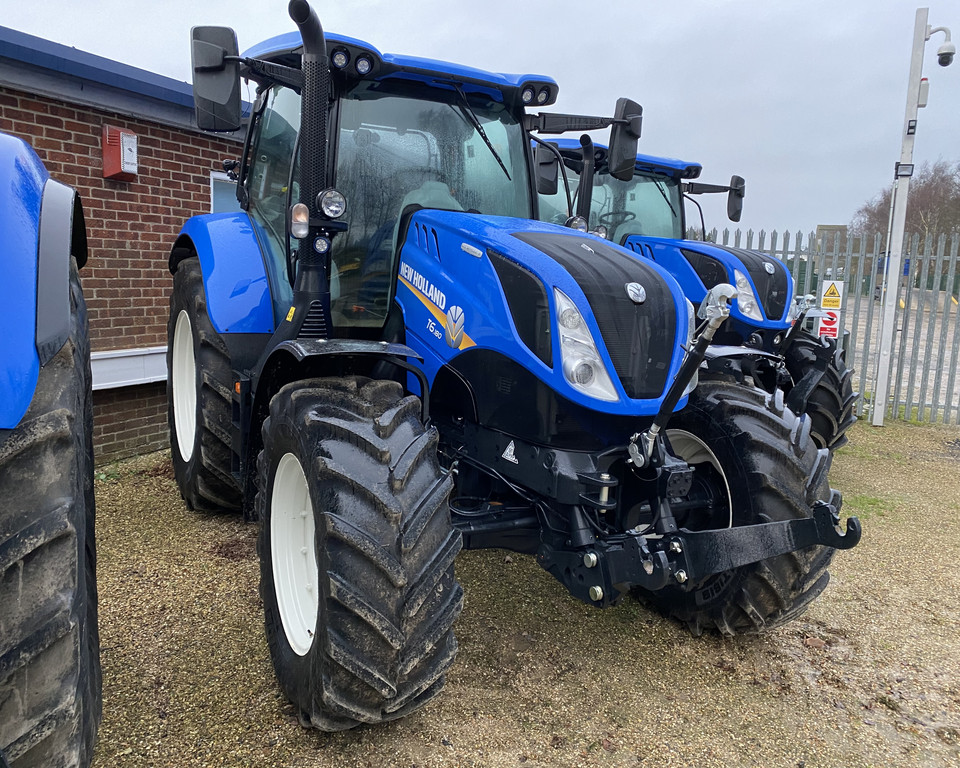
(167, 258, 241, 512)
(0, 260, 100, 767)
(639, 378, 837, 636)
(783, 330, 858, 450)
(257, 377, 463, 730)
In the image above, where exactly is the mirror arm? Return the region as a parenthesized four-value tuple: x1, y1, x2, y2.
(238, 58, 305, 91)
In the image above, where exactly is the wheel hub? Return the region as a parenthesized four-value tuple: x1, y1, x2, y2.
(271, 452, 319, 656)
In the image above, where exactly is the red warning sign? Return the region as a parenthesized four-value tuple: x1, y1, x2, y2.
(817, 310, 839, 338)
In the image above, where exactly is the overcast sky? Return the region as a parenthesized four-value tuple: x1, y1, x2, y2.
(4, 0, 958, 237)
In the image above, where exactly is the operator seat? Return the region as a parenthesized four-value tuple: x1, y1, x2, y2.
(392, 180, 464, 255)
(612, 219, 647, 246)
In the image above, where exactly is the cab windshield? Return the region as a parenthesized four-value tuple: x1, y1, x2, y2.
(332, 81, 532, 326)
(540, 164, 684, 244)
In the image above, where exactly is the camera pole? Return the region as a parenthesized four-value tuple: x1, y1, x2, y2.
(872, 7, 953, 426)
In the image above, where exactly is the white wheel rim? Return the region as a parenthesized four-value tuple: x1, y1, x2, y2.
(271, 452, 319, 656)
(172, 310, 197, 462)
(667, 429, 733, 528)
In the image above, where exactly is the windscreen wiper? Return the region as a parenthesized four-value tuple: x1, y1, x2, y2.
(452, 84, 511, 181)
(652, 178, 678, 219)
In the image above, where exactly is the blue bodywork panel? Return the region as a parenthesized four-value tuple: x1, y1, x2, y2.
(548, 137, 701, 179)
(393, 211, 689, 416)
(244, 31, 558, 96)
(0, 133, 48, 428)
(624, 236, 793, 329)
(178, 213, 277, 334)
(547, 138, 790, 331)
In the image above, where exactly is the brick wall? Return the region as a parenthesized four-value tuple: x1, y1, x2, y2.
(0, 85, 240, 464)
(92, 383, 168, 464)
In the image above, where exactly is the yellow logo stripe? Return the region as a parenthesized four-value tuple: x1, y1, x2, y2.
(399, 274, 475, 350)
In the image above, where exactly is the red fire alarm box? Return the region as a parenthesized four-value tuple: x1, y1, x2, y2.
(102, 125, 138, 181)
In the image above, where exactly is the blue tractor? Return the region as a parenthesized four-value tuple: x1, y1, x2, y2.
(0, 133, 100, 767)
(538, 137, 858, 450)
(169, 0, 860, 731)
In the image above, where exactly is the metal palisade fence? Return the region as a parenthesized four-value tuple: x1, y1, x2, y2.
(701, 228, 960, 426)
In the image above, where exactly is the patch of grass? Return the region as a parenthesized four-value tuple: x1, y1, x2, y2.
(842, 493, 889, 520)
(95, 467, 122, 483)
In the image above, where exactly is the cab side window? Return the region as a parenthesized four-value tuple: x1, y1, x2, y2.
(245, 86, 301, 321)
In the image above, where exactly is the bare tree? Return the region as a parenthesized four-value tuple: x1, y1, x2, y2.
(850, 160, 960, 247)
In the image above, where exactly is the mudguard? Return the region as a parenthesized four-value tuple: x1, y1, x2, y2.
(173, 213, 277, 334)
(0, 133, 87, 430)
(394, 210, 690, 417)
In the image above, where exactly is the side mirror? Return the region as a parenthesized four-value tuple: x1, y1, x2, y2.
(727, 175, 745, 222)
(608, 98, 643, 182)
(191, 26, 242, 132)
(535, 143, 559, 196)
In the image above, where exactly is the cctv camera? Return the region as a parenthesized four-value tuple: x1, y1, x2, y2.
(938, 41, 956, 67)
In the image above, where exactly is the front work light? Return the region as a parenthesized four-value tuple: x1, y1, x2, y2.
(317, 188, 346, 219)
(355, 56, 373, 75)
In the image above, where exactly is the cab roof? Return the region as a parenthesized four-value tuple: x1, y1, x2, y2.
(243, 31, 558, 102)
(549, 137, 702, 180)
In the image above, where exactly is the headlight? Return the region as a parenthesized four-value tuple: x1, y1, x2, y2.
(734, 269, 763, 321)
(554, 288, 619, 402)
(565, 215, 588, 232)
(317, 188, 346, 219)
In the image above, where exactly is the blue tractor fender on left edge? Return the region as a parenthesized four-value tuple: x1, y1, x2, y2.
(173, 212, 277, 334)
(0, 132, 88, 430)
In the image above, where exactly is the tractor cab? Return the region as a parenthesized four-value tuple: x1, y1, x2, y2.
(206, 29, 555, 339)
(539, 137, 701, 243)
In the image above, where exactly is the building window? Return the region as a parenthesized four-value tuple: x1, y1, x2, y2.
(211, 171, 242, 213)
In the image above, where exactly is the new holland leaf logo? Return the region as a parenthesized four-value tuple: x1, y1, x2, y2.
(444, 305, 465, 348)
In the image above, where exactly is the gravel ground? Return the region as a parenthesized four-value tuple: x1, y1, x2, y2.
(90, 420, 960, 768)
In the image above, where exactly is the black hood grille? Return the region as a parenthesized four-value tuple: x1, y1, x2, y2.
(512, 232, 677, 400)
(711, 245, 790, 321)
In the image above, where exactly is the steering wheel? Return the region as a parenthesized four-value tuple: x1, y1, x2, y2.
(599, 211, 637, 227)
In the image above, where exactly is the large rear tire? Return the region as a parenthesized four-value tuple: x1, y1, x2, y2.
(257, 377, 463, 730)
(0, 260, 100, 767)
(783, 329, 858, 450)
(167, 258, 241, 512)
(639, 378, 837, 636)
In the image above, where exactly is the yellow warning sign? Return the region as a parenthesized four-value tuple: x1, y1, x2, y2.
(820, 281, 844, 310)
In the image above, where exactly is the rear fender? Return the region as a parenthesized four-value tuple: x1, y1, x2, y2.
(170, 213, 276, 334)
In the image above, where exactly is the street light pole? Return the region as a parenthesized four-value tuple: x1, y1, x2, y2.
(872, 7, 953, 426)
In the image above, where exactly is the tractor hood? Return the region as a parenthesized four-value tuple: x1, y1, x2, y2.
(635, 236, 793, 327)
(394, 209, 690, 417)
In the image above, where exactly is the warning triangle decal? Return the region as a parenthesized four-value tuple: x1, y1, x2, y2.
(824, 283, 841, 298)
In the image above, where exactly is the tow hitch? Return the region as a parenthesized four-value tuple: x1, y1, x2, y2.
(537, 501, 861, 608)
